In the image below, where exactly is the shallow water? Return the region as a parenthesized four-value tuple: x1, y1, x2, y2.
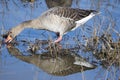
(0, 0, 120, 80)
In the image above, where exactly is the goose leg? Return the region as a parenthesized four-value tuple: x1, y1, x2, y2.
(54, 35, 62, 43)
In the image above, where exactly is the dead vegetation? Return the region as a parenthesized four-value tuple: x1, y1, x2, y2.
(83, 33, 120, 68)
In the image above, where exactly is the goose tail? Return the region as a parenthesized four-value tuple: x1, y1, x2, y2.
(74, 60, 96, 68)
(75, 10, 100, 28)
(90, 10, 101, 15)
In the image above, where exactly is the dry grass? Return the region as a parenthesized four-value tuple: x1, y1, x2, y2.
(83, 33, 120, 67)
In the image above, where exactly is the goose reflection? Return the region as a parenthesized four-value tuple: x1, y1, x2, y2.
(45, 0, 72, 8)
(20, 0, 72, 8)
(7, 44, 96, 76)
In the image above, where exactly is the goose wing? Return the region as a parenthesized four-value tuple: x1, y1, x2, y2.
(44, 7, 97, 21)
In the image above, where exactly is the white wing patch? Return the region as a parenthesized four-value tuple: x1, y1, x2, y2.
(74, 61, 94, 68)
(71, 13, 96, 31)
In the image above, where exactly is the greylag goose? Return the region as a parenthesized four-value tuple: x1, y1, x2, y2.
(4, 7, 99, 43)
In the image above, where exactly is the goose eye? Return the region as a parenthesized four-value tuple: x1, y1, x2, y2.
(2, 34, 9, 39)
(2, 32, 12, 39)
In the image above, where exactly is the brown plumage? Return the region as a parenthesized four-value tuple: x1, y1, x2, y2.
(4, 7, 99, 43)
(48, 7, 97, 21)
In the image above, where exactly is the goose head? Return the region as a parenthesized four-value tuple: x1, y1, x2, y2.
(3, 32, 14, 43)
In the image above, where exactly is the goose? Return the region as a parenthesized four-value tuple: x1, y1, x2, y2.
(4, 7, 99, 43)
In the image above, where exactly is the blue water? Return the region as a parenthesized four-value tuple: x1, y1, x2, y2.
(0, 0, 120, 80)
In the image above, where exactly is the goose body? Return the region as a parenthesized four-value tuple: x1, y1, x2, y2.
(5, 7, 99, 43)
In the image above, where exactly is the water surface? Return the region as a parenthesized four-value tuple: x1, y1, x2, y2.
(0, 0, 120, 80)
